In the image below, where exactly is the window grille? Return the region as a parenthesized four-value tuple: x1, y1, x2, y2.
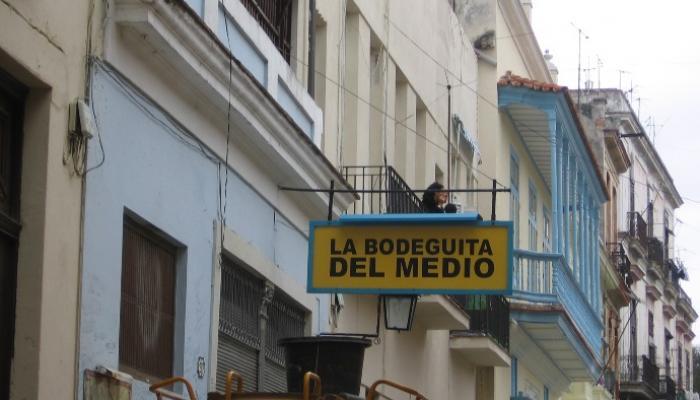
(119, 219, 176, 380)
(217, 259, 306, 393)
(240, 0, 293, 62)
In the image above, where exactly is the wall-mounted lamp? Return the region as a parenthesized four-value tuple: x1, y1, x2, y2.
(383, 295, 418, 331)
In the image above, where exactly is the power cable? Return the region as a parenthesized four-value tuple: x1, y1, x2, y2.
(596, 299, 638, 385)
(284, 49, 503, 188)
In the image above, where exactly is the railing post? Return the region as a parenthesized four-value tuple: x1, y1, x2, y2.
(327, 180, 335, 221)
(491, 179, 497, 222)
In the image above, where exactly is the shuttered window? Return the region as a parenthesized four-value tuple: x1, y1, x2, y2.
(119, 219, 176, 380)
(217, 259, 305, 393)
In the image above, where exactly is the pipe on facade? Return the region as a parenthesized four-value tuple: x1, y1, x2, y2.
(307, 0, 315, 96)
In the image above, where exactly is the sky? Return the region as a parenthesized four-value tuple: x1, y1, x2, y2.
(531, 0, 700, 342)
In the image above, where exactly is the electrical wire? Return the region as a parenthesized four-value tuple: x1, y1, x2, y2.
(285, 50, 504, 188)
(596, 298, 638, 385)
(219, 0, 235, 270)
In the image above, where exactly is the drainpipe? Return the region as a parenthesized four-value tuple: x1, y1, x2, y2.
(307, 0, 315, 96)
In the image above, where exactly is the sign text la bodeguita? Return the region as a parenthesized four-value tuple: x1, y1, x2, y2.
(307, 214, 513, 295)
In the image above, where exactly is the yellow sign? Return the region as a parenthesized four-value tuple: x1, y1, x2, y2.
(307, 216, 512, 294)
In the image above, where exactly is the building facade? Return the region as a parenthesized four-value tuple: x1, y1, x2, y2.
(458, 1, 611, 399)
(0, 1, 90, 399)
(575, 90, 635, 399)
(76, 0, 509, 399)
(576, 89, 698, 400)
(77, 0, 356, 398)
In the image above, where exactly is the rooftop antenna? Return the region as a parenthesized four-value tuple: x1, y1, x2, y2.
(571, 22, 589, 106)
(596, 56, 603, 89)
(635, 97, 646, 121)
(617, 69, 630, 91)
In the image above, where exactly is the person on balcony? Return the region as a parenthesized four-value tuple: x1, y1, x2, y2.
(422, 182, 457, 213)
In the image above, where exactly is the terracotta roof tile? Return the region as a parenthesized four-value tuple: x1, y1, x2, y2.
(497, 71, 563, 92)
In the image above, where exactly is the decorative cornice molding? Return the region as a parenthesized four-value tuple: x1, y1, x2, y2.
(498, 0, 552, 83)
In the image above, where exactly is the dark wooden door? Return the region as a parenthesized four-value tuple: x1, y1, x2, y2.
(0, 69, 25, 399)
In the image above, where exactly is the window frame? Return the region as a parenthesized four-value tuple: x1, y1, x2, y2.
(118, 214, 182, 382)
(510, 150, 520, 249)
(209, 223, 314, 391)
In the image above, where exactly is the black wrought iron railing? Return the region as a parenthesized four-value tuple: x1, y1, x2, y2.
(341, 165, 422, 215)
(241, 0, 293, 62)
(647, 237, 664, 265)
(659, 375, 677, 400)
(607, 242, 631, 284)
(450, 295, 510, 351)
(386, 166, 423, 213)
(628, 212, 648, 244)
(602, 368, 617, 397)
(620, 355, 659, 394)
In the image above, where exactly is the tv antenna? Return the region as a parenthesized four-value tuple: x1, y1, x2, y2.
(571, 22, 589, 106)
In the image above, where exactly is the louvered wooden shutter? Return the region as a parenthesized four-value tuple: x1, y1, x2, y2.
(119, 219, 176, 379)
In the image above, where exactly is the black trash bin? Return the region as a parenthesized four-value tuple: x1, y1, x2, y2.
(278, 336, 372, 395)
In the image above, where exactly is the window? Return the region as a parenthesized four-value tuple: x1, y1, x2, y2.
(241, 0, 293, 62)
(528, 182, 537, 252)
(119, 218, 177, 380)
(510, 153, 520, 248)
(542, 207, 551, 253)
(217, 259, 305, 393)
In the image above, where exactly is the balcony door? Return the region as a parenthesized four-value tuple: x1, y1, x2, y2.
(0, 70, 25, 399)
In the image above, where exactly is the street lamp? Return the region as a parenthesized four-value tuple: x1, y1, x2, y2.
(383, 295, 418, 331)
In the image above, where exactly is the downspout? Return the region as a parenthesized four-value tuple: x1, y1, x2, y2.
(307, 0, 315, 96)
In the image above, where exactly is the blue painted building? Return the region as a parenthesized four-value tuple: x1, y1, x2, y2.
(497, 72, 608, 394)
(76, 1, 354, 398)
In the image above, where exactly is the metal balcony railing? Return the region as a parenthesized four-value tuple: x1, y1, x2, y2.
(341, 165, 422, 215)
(647, 237, 664, 265)
(619, 355, 659, 394)
(659, 375, 677, 400)
(607, 242, 631, 284)
(241, 0, 293, 62)
(450, 295, 510, 351)
(512, 250, 602, 355)
(628, 211, 648, 244)
(601, 368, 617, 397)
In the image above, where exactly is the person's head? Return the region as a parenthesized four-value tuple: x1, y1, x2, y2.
(423, 182, 446, 210)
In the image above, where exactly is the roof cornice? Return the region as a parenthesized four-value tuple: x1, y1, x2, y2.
(498, 0, 552, 83)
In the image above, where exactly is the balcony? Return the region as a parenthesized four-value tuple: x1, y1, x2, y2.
(619, 355, 659, 399)
(240, 0, 293, 62)
(627, 212, 648, 257)
(601, 367, 617, 398)
(342, 165, 422, 215)
(510, 250, 603, 381)
(659, 375, 677, 400)
(647, 237, 664, 266)
(450, 295, 511, 367)
(608, 242, 631, 280)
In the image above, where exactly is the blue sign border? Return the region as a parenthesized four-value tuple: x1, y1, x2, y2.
(307, 213, 513, 295)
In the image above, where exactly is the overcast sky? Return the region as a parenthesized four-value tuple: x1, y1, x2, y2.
(531, 0, 700, 342)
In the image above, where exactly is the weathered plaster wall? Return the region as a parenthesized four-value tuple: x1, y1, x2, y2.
(0, 0, 89, 398)
(79, 64, 328, 399)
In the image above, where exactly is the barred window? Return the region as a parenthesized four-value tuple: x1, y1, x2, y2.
(119, 218, 176, 380)
(217, 259, 306, 393)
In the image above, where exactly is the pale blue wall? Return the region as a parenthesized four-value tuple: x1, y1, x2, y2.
(277, 78, 314, 138)
(217, 5, 268, 86)
(78, 63, 327, 400)
(185, 0, 203, 16)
